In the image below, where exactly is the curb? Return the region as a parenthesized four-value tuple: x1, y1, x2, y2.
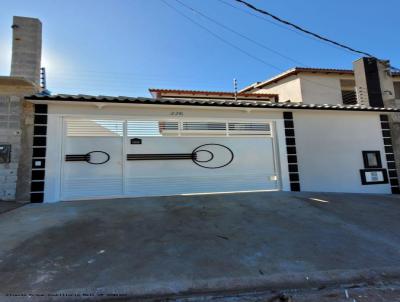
(26, 266, 400, 301)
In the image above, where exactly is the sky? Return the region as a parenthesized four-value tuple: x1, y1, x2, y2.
(0, 0, 399, 97)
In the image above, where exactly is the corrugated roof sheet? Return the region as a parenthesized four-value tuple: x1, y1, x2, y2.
(26, 94, 400, 112)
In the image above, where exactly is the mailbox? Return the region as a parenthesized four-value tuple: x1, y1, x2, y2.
(0, 144, 11, 163)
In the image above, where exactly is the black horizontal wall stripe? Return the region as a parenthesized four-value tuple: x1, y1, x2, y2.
(382, 130, 391, 138)
(34, 104, 48, 114)
(381, 122, 390, 130)
(32, 147, 46, 158)
(389, 170, 398, 178)
(380, 115, 389, 122)
(31, 181, 45, 192)
(31, 170, 45, 181)
(33, 125, 47, 136)
(391, 187, 400, 194)
(285, 128, 295, 137)
(33, 136, 47, 147)
(290, 183, 300, 192)
(386, 154, 395, 162)
(289, 173, 300, 182)
(286, 137, 296, 146)
(34, 114, 48, 125)
(287, 155, 298, 164)
(30, 192, 44, 203)
(380, 114, 399, 194)
(284, 120, 294, 129)
(283, 112, 293, 120)
(385, 146, 394, 154)
(384, 138, 393, 146)
(31, 104, 48, 203)
(283, 112, 300, 192)
(286, 146, 297, 155)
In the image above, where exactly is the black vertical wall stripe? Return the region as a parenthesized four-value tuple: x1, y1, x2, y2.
(31, 104, 48, 203)
(364, 58, 384, 108)
(380, 114, 399, 194)
(283, 112, 300, 191)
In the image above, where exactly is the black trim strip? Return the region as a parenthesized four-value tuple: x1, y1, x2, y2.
(127, 153, 196, 160)
(380, 114, 399, 194)
(65, 154, 90, 162)
(283, 112, 300, 192)
(31, 181, 45, 192)
(30, 192, 44, 203)
(31, 170, 45, 181)
(30, 104, 48, 202)
(34, 114, 47, 124)
(32, 147, 46, 158)
(290, 183, 301, 191)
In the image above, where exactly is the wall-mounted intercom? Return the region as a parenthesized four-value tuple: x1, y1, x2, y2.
(360, 150, 388, 185)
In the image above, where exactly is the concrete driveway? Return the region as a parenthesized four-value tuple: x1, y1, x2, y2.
(1, 192, 400, 300)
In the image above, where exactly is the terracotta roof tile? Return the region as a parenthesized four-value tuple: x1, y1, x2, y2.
(240, 67, 400, 92)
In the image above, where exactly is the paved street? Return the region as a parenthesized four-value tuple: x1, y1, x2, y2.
(1, 192, 400, 300)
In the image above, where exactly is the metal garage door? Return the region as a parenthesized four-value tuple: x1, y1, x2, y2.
(61, 118, 279, 200)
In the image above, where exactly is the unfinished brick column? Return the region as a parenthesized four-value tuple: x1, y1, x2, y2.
(0, 16, 41, 201)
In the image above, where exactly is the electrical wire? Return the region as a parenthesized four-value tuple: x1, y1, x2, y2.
(173, 0, 305, 66)
(160, 0, 282, 72)
(161, 0, 347, 93)
(220, 0, 399, 71)
(216, 0, 354, 54)
(233, 0, 374, 58)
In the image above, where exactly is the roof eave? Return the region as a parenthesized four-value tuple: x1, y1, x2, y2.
(25, 95, 400, 113)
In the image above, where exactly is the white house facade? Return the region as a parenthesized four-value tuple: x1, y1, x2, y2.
(26, 94, 399, 203)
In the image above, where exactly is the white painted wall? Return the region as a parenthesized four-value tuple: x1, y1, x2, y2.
(294, 111, 390, 194)
(253, 76, 302, 103)
(299, 75, 343, 105)
(42, 102, 391, 201)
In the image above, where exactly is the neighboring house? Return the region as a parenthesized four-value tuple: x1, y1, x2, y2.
(239, 67, 400, 105)
(1, 16, 400, 203)
(149, 89, 279, 102)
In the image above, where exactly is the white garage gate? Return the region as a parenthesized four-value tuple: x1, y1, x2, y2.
(61, 118, 280, 200)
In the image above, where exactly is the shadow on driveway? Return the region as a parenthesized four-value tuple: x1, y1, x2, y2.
(0, 191, 400, 298)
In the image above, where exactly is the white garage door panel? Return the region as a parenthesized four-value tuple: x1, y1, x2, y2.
(125, 175, 276, 197)
(125, 136, 276, 196)
(62, 136, 123, 200)
(61, 119, 279, 200)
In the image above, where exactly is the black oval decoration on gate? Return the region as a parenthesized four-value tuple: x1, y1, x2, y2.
(85, 151, 110, 165)
(191, 144, 234, 169)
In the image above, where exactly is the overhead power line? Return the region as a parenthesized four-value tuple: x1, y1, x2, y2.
(161, 0, 346, 93)
(173, 0, 305, 66)
(233, 0, 374, 58)
(161, 0, 282, 72)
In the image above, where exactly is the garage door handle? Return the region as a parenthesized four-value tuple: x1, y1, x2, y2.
(65, 151, 110, 165)
(127, 153, 196, 160)
(126, 144, 234, 169)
